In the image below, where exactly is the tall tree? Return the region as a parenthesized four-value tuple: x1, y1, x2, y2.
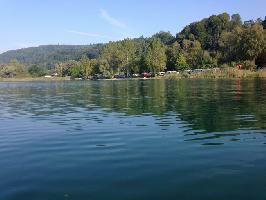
(80, 55, 97, 79)
(70, 61, 82, 78)
(238, 24, 266, 61)
(219, 26, 243, 63)
(175, 53, 187, 70)
(263, 17, 266, 29)
(231, 14, 242, 29)
(100, 42, 123, 74)
(152, 31, 175, 45)
(120, 39, 136, 75)
(219, 24, 266, 65)
(166, 41, 188, 70)
(166, 41, 181, 70)
(98, 59, 111, 77)
(80, 55, 91, 79)
(144, 38, 167, 73)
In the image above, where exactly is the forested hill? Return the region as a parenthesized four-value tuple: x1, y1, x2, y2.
(0, 44, 104, 67)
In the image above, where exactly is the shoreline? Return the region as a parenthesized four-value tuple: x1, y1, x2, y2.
(0, 77, 71, 82)
(1, 68, 266, 82)
(1, 76, 266, 82)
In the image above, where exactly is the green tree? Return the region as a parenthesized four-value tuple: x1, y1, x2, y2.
(55, 60, 81, 77)
(175, 53, 187, 70)
(166, 41, 188, 70)
(144, 38, 167, 73)
(219, 24, 266, 65)
(28, 65, 45, 77)
(120, 39, 136, 75)
(152, 31, 175, 45)
(80, 55, 91, 79)
(238, 24, 266, 61)
(219, 26, 242, 63)
(133, 37, 150, 73)
(9, 59, 26, 76)
(80, 55, 97, 79)
(0, 64, 16, 78)
(262, 17, 266, 29)
(231, 14, 242, 29)
(186, 45, 217, 69)
(69, 61, 82, 78)
(101, 42, 122, 74)
(98, 59, 111, 77)
(177, 13, 231, 52)
(205, 13, 231, 51)
(166, 41, 181, 70)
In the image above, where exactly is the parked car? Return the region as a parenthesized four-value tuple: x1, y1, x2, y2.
(141, 72, 152, 78)
(113, 73, 126, 78)
(165, 71, 179, 75)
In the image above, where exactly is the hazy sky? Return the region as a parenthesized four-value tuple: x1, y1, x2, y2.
(0, 0, 265, 53)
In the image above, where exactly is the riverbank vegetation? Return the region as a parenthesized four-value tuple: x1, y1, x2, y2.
(1, 13, 266, 79)
(164, 68, 266, 80)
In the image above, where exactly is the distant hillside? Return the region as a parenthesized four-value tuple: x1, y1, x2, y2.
(0, 44, 104, 68)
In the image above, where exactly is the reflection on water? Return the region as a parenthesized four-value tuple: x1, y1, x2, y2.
(1, 79, 265, 142)
(0, 79, 266, 200)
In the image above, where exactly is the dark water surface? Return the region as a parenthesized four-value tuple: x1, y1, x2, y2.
(0, 79, 266, 200)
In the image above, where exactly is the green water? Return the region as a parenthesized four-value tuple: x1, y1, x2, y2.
(0, 79, 266, 200)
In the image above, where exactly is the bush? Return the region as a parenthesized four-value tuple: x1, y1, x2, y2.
(28, 65, 46, 77)
(0, 65, 16, 78)
(241, 60, 257, 70)
(220, 63, 230, 69)
(164, 73, 182, 80)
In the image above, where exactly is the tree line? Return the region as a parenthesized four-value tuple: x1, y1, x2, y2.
(1, 13, 266, 78)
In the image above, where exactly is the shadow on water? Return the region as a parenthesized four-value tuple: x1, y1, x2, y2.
(0, 78, 265, 145)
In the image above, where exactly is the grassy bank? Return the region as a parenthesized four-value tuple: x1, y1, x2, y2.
(163, 68, 266, 80)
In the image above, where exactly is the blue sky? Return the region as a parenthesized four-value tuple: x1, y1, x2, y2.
(0, 0, 265, 53)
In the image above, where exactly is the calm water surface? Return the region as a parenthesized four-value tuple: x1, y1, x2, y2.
(0, 79, 266, 200)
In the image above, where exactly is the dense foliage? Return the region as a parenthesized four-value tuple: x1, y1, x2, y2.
(0, 13, 266, 78)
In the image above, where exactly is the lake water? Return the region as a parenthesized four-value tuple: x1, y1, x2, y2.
(0, 79, 266, 200)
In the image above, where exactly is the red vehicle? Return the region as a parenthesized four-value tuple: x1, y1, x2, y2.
(141, 72, 152, 78)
